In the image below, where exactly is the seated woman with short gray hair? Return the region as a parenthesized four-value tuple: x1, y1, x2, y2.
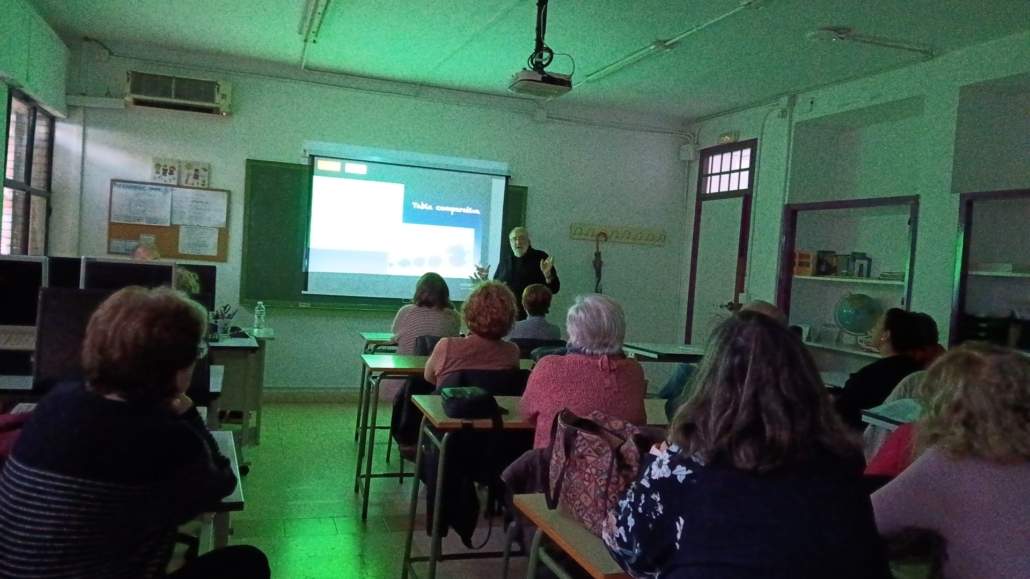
(519, 294, 646, 449)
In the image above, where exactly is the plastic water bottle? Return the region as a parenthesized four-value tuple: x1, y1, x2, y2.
(253, 301, 266, 331)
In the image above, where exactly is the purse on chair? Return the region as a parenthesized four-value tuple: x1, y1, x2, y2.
(544, 409, 642, 536)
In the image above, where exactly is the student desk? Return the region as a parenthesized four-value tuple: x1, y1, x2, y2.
(623, 342, 705, 363)
(512, 493, 628, 579)
(400, 395, 667, 579)
(354, 331, 397, 442)
(202, 430, 245, 550)
(353, 354, 429, 520)
(209, 335, 265, 447)
(354, 354, 535, 520)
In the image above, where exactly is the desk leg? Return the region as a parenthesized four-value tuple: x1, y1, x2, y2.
(206, 398, 221, 430)
(253, 342, 267, 445)
(354, 344, 370, 442)
(501, 521, 518, 579)
(400, 418, 427, 579)
(426, 430, 451, 579)
(525, 523, 543, 579)
(213, 512, 231, 550)
(353, 370, 373, 493)
(360, 375, 382, 521)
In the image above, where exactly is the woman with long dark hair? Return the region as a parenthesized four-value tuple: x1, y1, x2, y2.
(835, 308, 941, 430)
(603, 311, 890, 579)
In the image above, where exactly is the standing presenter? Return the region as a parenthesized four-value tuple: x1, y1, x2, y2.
(474, 226, 559, 320)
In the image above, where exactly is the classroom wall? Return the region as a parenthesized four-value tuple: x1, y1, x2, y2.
(0, 0, 68, 116)
(953, 84, 1030, 194)
(686, 31, 1030, 352)
(50, 42, 691, 389)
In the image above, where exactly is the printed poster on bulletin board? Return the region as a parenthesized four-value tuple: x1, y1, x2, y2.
(108, 179, 230, 262)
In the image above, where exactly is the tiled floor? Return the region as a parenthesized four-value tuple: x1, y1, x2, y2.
(227, 402, 529, 579)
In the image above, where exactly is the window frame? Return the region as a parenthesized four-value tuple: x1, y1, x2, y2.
(697, 139, 757, 200)
(3, 89, 54, 256)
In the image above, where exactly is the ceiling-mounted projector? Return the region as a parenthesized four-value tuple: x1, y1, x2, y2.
(509, 0, 573, 98)
(509, 69, 572, 97)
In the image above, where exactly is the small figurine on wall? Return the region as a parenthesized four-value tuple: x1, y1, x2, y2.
(181, 161, 211, 188)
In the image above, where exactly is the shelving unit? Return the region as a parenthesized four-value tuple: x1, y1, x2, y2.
(777, 98, 926, 374)
(804, 340, 880, 359)
(793, 275, 905, 286)
(953, 189, 1030, 350)
(967, 271, 1030, 279)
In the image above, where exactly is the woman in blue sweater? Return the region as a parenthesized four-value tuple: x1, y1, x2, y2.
(603, 311, 890, 579)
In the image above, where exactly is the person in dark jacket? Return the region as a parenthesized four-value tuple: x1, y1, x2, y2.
(835, 309, 941, 431)
(604, 311, 891, 579)
(475, 226, 559, 319)
(0, 287, 268, 579)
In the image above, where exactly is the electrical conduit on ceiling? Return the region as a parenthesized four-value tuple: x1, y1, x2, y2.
(574, 0, 763, 88)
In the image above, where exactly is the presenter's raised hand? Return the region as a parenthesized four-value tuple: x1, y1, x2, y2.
(540, 256, 555, 280)
(471, 264, 490, 282)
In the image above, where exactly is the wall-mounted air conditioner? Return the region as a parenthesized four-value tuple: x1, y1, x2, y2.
(125, 71, 232, 116)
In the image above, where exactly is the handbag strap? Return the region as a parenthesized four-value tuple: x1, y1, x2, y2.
(460, 411, 504, 550)
(544, 410, 580, 510)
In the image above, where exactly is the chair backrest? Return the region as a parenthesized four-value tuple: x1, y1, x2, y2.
(437, 368, 531, 396)
(510, 338, 566, 359)
(414, 335, 443, 356)
(530, 345, 568, 362)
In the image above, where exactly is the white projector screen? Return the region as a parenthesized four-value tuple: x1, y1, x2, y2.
(305, 154, 508, 300)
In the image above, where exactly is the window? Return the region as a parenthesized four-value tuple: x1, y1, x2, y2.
(699, 140, 756, 197)
(2, 91, 53, 255)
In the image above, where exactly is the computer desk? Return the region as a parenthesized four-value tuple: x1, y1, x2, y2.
(208, 331, 270, 449)
(202, 430, 245, 550)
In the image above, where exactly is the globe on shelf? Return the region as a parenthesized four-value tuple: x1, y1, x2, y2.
(834, 293, 882, 335)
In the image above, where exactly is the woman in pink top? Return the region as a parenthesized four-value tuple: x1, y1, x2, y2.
(520, 294, 646, 449)
(424, 281, 520, 386)
(872, 343, 1030, 579)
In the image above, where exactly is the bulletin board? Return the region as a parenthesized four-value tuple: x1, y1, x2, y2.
(107, 179, 231, 262)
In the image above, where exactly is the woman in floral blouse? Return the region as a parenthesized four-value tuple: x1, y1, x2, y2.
(603, 311, 891, 579)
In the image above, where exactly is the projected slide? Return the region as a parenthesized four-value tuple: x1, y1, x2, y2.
(305, 156, 506, 300)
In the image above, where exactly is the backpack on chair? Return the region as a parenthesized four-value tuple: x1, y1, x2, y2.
(544, 409, 642, 536)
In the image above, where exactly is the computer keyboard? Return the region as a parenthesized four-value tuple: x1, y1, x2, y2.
(0, 326, 36, 351)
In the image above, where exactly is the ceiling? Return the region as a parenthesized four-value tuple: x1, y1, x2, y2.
(29, 0, 1030, 120)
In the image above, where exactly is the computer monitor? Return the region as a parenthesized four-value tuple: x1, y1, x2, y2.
(33, 288, 112, 393)
(175, 263, 217, 312)
(32, 287, 212, 399)
(82, 259, 174, 292)
(47, 256, 84, 289)
(0, 256, 45, 326)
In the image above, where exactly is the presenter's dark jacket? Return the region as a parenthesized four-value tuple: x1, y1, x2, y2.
(494, 246, 560, 319)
